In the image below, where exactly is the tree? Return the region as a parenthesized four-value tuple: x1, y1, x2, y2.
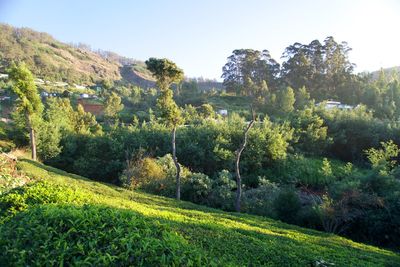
(104, 92, 124, 123)
(281, 37, 355, 101)
(235, 109, 255, 212)
(365, 140, 400, 175)
(222, 49, 280, 95)
(74, 104, 102, 135)
(295, 86, 312, 110)
(145, 57, 184, 200)
(234, 76, 260, 212)
(198, 104, 214, 119)
(278, 86, 295, 114)
(8, 63, 43, 160)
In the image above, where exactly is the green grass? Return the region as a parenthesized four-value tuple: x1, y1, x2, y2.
(0, 159, 399, 266)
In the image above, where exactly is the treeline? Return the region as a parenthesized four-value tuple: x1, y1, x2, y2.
(222, 36, 400, 121)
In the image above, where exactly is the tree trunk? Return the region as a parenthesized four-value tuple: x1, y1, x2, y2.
(235, 119, 255, 212)
(30, 127, 37, 161)
(26, 113, 37, 161)
(172, 126, 181, 200)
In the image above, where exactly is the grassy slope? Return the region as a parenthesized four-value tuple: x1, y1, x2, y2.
(7, 159, 400, 266)
(0, 24, 122, 83)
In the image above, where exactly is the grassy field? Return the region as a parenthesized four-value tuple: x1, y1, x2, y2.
(0, 158, 399, 266)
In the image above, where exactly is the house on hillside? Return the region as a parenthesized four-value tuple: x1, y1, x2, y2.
(316, 101, 354, 110)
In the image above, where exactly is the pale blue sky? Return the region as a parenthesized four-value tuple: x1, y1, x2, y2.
(0, 0, 399, 80)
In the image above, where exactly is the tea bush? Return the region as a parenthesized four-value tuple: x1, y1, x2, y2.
(0, 180, 88, 220)
(0, 205, 211, 266)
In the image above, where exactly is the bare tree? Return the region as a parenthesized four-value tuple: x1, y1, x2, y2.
(235, 107, 256, 212)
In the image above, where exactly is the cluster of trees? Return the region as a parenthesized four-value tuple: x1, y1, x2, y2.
(222, 37, 355, 100)
(221, 36, 400, 122)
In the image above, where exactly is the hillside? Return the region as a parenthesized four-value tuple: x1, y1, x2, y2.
(0, 24, 123, 84)
(0, 155, 398, 266)
(0, 24, 223, 90)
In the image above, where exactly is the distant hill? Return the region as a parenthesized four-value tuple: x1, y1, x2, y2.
(0, 24, 222, 90)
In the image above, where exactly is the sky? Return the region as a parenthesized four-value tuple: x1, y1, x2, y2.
(0, 0, 399, 80)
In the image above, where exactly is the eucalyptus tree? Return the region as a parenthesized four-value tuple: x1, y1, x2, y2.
(222, 49, 280, 95)
(281, 37, 355, 101)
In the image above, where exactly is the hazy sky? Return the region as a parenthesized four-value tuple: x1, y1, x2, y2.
(0, 0, 399, 80)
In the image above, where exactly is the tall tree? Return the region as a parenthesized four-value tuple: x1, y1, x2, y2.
(145, 57, 184, 200)
(222, 49, 280, 95)
(295, 86, 312, 109)
(234, 108, 255, 212)
(104, 92, 124, 123)
(233, 74, 262, 212)
(278, 86, 295, 114)
(8, 63, 43, 160)
(281, 37, 355, 101)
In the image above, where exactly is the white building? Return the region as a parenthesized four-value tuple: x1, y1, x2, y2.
(316, 101, 354, 110)
(217, 109, 228, 116)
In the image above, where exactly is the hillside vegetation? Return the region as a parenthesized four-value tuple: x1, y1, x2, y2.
(0, 156, 399, 266)
(0, 24, 222, 90)
(0, 24, 159, 85)
(0, 24, 123, 83)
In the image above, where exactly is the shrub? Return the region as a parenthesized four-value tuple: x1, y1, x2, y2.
(120, 154, 166, 189)
(0, 140, 15, 153)
(242, 178, 280, 218)
(0, 205, 210, 266)
(182, 172, 212, 204)
(208, 170, 236, 211)
(273, 188, 301, 224)
(0, 155, 29, 194)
